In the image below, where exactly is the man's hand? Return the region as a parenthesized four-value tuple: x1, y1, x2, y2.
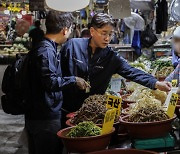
(75, 77, 91, 90)
(155, 81, 172, 92)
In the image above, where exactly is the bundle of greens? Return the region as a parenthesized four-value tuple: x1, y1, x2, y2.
(130, 63, 146, 70)
(151, 59, 172, 70)
(67, 121, 102, 137)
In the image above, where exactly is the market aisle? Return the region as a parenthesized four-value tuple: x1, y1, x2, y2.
(0, 109, 28, 154)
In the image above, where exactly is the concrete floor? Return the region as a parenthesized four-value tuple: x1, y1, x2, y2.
(0, 65, 28, 154)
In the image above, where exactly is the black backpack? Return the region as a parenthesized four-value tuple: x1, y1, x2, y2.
(1, 52, 33, 115)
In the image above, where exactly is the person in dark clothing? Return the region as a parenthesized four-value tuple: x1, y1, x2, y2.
(29, 20, 44, 49)
(156, 0, 168, 34)
(60, 13, 172, 127)
(25, 11, 90, 154)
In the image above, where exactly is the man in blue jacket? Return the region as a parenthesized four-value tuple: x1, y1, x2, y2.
(61, 13, 171, 124)
(25, 11, 89, 154)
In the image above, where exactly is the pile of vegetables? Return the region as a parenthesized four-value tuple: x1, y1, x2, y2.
(126, 83, 167, 104)
(155, 66, 174, 78)
(151, 58, 174, 77)
(1, 33, 30, 55)
(130, 63, 146, 71)
(71, 95, 107, 125)
(67, 121, 102, 137)
(123, 82, 168, 119)
(129, 57, 174, 77)
(14, 33, 30, 43)
(3, 43, 28, 54)
(71, 94, 119, 125)
(83, 95, 107, 105)
(127, 105, 169, 123)
(129, 56, 151, 72)
(151, 58, 172, 70)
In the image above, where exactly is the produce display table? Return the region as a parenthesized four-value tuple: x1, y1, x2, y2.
(152, 44, 172, 58)
(0, 44, 12, 48)
(109, 44, 135, 62)
(109, 44, 172, 61)
(0, 52, 28, 64)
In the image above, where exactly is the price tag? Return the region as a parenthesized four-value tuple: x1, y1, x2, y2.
(172, 79, 178, 87)
(106, 95, 122, 116)
(164, 88, 178, 110)
(101, 108, 116, 135)
(166, 93, 178, 118)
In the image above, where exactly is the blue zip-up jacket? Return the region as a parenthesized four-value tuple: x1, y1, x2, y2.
(61, 38, 158, 112)
(25, 38, 76, 120)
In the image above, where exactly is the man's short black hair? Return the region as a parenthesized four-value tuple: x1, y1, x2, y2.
(45, 11, 74, 34)
(90, 13, 115, 29)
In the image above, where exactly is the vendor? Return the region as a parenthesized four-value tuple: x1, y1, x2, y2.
(61, 13, 171, 124)
(166, 26, 180, 82)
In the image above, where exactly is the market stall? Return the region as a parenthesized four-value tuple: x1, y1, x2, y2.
(0, 0, 180, 154)
(56, 0, 180, 153)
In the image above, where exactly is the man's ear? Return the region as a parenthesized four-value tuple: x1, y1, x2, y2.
(62, 28, 68, 36)
(90, 27, 94, 37)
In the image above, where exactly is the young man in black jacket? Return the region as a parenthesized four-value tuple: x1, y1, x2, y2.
(25, 11, 89, 154)
(60, 13, 171, 126)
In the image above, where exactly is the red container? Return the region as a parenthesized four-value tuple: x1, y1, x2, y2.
(120, 115, 176, 139)
(57, 127, 115, 153)
(66, 119, 75, 127)
(122, 94, 135, 109)
(88, 149, 157, 154)
(66, 118, 121, 145)
(66, 112, 76, 119)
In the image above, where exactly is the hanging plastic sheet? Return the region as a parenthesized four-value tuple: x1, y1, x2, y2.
(132, 30, 142, 56)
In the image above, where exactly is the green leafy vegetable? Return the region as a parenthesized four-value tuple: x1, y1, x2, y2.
(130, 63, 146, 70)
(151, 60, 172, 71)
(67, 121, 102, 137)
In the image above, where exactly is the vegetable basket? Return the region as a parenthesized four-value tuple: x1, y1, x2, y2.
(57, 127, 115, 153)
(120, 115, 176, 139)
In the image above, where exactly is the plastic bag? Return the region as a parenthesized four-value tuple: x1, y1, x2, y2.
(141, 25, 158, 48)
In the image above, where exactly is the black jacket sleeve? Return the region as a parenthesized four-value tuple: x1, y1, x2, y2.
(115, 54, 157, 89)
(36, 46, 76, 92)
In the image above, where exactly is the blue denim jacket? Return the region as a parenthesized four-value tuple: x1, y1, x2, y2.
(26, 38, 76, 120)
(61, 38, 158, 112)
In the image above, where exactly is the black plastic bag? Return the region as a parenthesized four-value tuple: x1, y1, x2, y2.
(141, 25, 158, 48)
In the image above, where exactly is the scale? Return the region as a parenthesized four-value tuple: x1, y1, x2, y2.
(132, 134, 175, 150)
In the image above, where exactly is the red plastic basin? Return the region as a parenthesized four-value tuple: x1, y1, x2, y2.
(57, 127, 115, 153)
